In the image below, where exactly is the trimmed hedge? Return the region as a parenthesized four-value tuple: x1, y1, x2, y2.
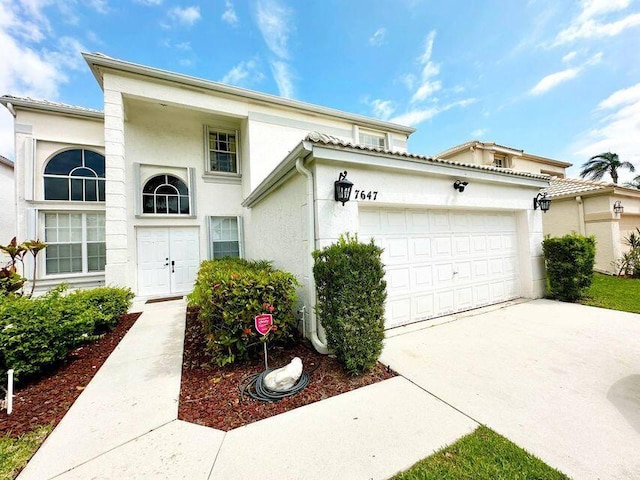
(542, 234, 596, 302)
(0, 285, 134, 381)
(313, 234, 387, 375)
(188, 258, 299, 366)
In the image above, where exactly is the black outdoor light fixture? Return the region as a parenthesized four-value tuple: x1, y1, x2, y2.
(453, 180, 468, 192)
(533, 192, 551, 212)
(334, 171, 354, 205)
(613, 200, 624, 214)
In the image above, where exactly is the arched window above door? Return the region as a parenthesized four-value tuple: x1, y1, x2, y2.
(142, 174, 190, 214)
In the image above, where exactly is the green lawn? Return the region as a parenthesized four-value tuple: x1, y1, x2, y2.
(579, 273, 640, 314)
(392, 426, 569, 480)
(0, 425, 51, 480)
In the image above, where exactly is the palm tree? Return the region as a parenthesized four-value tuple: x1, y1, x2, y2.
(579, 152, 635, 184)
(624, 175, 640, 189)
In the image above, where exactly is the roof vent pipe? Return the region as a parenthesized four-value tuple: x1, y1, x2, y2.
(295, 157, 329, 354)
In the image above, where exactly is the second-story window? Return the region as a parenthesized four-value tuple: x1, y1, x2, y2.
(142, 174, 190, 214)
(44, 149, 105, 201)
(359, 131, 386, 149)
(207, 128, 238, 173)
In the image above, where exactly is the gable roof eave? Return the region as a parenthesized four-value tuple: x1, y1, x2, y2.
(82, 53, 416, 136)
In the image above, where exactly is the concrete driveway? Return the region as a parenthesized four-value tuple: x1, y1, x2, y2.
(380, 299, 640, 480)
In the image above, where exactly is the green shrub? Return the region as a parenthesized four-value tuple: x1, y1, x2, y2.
(67, 287, 134, 332)
(542, 234, 596, 302)
(313, 234, 387, 375)
(188, 258, 299, 366)
(0, 285, 133, 381)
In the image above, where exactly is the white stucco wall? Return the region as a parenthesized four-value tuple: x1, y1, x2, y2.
(0, 161, 15, 243)
(244, 173, 309, 307)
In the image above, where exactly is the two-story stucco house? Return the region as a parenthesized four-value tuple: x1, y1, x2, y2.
(2, 54, 551, 351)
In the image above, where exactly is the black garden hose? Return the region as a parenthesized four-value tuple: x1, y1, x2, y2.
(239, 368, 310, 402)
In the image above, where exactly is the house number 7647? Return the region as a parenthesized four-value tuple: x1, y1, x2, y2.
(353, 190, 378, 201)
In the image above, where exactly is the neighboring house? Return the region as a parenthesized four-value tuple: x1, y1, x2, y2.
(436, 141, 571, 178)
(1, 54, 550, 349)
(542, 177, 640, 274)
(0, 154, 16, 243)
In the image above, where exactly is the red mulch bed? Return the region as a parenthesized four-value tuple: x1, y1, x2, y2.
(0, 313, 141, 437)
(178, 309, 396, 431)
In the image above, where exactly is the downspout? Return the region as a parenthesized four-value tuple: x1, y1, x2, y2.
(576, 196, 586, 235)
(295, 157, 329, 354)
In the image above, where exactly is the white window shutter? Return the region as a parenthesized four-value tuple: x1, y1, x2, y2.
(237, 215, 244, 258)
(188, 167, 196, 216)
(133, 163, 141, 215)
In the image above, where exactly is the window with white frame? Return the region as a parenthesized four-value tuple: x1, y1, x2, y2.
(142, 174, 190, 214)
(44, 149, 105, 201)
(493, 154, 511, 168)
(209, 217, 242, 258)
(359, 131, 386, 149)
(207, 128, 238, 173)
(44, 212, 106, 274)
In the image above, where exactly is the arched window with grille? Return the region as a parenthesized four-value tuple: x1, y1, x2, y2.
(142, 174, 190, 214)
(44, 149, 105, 201)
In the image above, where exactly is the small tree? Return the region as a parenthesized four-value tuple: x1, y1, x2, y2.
(542, 234, 596, 302)
(313, 234, 386, 375)
(0, 237, 47, 298)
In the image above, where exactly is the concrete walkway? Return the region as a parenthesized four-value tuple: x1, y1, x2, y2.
(18, 299, 478, 480)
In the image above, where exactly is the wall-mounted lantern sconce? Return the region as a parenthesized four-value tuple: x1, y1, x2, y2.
(533, 192, 551, 213)
(334, 171, 353, 206)
(613, 200, 624, 214)
(453, 180, 468, 192)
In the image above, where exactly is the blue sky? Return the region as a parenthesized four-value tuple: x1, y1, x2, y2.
(1, 0, 639, 181)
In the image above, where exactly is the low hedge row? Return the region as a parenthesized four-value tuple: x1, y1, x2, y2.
(0, 286, 134, 381)
(188, 258, 298, 366)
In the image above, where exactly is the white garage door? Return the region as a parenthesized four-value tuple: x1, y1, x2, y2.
(359, 208, 520, 329)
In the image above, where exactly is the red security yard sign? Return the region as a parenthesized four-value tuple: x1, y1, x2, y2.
(255, 314, 273, 335)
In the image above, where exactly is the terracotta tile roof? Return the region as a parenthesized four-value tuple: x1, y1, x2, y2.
(0, 95, 103, 116)
(305, 132, 550, 180)
(543, 177, 616, 197)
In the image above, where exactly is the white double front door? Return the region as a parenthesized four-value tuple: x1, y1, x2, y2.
(137, 227, 200, 297)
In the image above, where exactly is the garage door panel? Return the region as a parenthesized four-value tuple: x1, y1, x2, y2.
(412, 265, 433, 289)
(387, 267, 411, 294)
(456, 287, 473, 310)
(360, 207, 520, 329)
(410, 237, 431, 259)
(387, 238, 409, 262)
(435, 290, 455, 315)
(413, 294, 434, 321)
(358, 209, 381, 235)
(433, 237, 452, 257)
(453, 236, 470, 255)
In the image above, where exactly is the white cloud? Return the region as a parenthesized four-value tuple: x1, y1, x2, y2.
(88, 0, 109, 14)
(369, 28, 386, 46)
(471, 128, 488, 138)
(554, 0, 640, 44)
(530, 51, 602, 95)
(411, 31, 441, 103)
(391, 99, 476, 126)
(368, 99, 395, 120)
(169, 6, 201, 26)
(270, 60, 294, 98)
(573, 82, 640, 180)
(222, 0, 238, 26)
(136, 0, 162, 5)
(221, 59, 264, 86)
(530, 67, 581, 95)
(562, 51, 577, 63)
(0, 1, 89, 158)
(256, 0, 291, 60)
